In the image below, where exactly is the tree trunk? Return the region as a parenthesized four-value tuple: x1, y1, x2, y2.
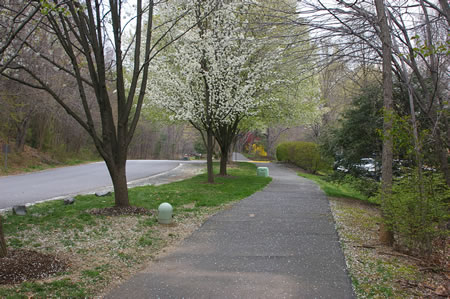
(0, 216, 7, 258)
(439, 97, 450, 186)
(438, 0, 450, 25)
(206, 129, 214, 183)
(15, 116, 31, 152)
(375, 0, 394, 246)
(393, 22, 426, 211)
(227, 148, 233, 165)
(435, 130, 450, 185)
(219, 145, 228, 176)
(419, 0, 450, 186)
(228, 136, 236, 165)
(106, 159, 130, 207)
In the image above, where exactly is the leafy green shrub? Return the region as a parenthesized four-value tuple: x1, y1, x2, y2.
(325, 172, 380, 198)
(342, 175, 379, 198)
(383, 169, 449, 255)
(276, 141, 330, 173)
(299, 172, 376, 203)
(275, 142, 291, 162)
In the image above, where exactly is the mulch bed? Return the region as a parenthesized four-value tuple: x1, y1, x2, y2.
(88, 206, 154, 216)
(0, 249, 67, 284)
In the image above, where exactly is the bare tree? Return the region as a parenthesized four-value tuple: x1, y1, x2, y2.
(0, 0, 196, 207)
(290, 0, 449, 246)
(0, 1, 42, 74)
(299, 0, 449, 183)
(376, 1, 449, 185)
(0, 0, 43, 259)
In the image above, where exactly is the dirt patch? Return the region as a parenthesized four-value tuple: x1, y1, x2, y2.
(0, 249, 67, 284)
(88, 206, 154, 216)
(182, 203, 196, 209)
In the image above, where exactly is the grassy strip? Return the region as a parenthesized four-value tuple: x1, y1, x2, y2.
(297, 172, 379, 205)
(1, 162, 271, 297)
(4, 163, 270, 234)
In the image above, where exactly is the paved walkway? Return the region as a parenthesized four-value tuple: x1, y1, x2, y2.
(106, 163, 354, 298)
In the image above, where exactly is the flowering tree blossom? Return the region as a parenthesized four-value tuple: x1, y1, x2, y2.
(149, 0, 279, 180)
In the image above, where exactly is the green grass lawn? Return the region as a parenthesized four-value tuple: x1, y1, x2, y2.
(4, 162, 271, 235)
(297, 172, 379, 205)
(1, 162, 271, 297)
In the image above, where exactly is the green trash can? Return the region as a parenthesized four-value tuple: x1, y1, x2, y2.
(257, 167, 269, 177)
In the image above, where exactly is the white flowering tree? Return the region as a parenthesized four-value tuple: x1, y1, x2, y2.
(236, 0, 327, 156)
(149, 0, 279, 180)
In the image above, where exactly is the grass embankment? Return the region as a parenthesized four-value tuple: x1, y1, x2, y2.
(297, 172, 379, 205)
(0, 162, 271, 297)
(0, 145, 99, 176)
(299, 171, 446, 298)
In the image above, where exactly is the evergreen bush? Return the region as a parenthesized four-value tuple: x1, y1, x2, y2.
(276, 141, 330, 173)
(275, 142, 291, 162)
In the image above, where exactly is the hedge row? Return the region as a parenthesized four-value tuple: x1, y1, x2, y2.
(276, 141, 329, 173)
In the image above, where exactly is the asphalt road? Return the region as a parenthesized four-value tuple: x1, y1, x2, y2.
(0, 160, 188, 210)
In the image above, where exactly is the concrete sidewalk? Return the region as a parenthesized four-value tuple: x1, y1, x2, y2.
(106, 163, 354, 298)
